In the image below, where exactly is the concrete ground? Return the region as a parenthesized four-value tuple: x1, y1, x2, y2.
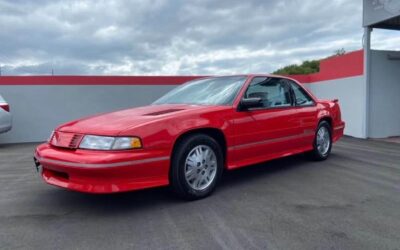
(373, 136, 400, 144)
(0, 137, 399, 250)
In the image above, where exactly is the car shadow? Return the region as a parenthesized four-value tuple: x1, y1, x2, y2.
(218, 152, 340, 189)
(223, 154, 308, 181)
(36, 153, 333, 215)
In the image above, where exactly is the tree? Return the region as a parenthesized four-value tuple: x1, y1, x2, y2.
(272, 49, 347, 75)
(333, 48, 346, 56)
(273, 60, 320, 75)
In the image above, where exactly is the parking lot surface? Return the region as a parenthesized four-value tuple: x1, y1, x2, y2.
(0, 137, 399, 250)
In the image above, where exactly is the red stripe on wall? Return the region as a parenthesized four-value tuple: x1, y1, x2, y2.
(0, 50, 364, 85)
(289, 49, 364, 83)
(0, 76, 205, 85)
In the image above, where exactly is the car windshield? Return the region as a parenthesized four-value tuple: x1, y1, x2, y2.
(153, 76, 247, 106)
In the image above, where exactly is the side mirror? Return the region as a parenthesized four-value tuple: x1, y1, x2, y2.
(239, 97, 262, 111)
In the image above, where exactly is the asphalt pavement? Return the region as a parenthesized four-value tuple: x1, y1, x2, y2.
(0, 137, 399, 250)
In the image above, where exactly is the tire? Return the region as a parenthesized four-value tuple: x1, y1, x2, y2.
(170, 134, 224, 200)
(309, 121, 332, 161)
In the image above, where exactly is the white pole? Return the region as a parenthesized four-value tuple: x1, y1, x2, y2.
(363, 27, 372, 139)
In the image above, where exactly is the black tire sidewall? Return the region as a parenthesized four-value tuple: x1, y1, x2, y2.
(171, 134, 223, 199)
(313, 121, 332, 160)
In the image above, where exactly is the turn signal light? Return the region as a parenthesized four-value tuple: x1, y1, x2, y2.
(131, 137, 142, 148)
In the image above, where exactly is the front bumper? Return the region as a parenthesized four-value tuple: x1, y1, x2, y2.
(34, 143, 170, 193)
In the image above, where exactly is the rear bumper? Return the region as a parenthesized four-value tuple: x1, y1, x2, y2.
(333, 122, 345, 142)
(34, 143, 170, 193)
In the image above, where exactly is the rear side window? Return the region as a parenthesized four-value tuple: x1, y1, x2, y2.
(287, 80, 314, 106)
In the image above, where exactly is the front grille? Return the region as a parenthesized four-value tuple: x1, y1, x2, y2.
(45, 169, 69, 180)
(50, 131, 83, 149)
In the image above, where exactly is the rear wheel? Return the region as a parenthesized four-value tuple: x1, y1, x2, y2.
(309, 121, 332, 161)
(170, 134, 223, 200)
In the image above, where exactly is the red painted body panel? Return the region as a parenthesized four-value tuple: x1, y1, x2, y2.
(35, 143, 170, 193)
(35, 75, 345, 193)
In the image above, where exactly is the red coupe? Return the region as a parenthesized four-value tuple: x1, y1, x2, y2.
(34, 75, 345, 199)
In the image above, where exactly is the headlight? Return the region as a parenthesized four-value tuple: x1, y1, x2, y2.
(79, 135, 142, 150)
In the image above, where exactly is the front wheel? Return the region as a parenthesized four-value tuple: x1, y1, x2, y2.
(309, 121, 332, 161)
(170, 134, 223, 200)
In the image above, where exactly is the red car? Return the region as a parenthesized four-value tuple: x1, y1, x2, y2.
(34, 75, 345, 199)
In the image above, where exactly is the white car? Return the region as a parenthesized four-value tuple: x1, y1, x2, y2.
(0, 94, 12, 133)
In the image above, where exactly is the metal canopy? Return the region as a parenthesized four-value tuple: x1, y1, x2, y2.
(370, 15, 400, 30)
(363, 0, 400, 30)
(362, 1, 400, 139)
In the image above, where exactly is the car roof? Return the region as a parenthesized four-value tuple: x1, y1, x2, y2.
(204, 74, 298, 82)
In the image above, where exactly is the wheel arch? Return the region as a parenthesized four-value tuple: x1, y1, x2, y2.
(171, 127, 227, 167)
(319, 116, 333, 129)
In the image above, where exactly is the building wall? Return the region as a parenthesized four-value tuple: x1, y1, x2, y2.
(369, 50, 400, 138)
(0, 85, 176, 143)
(290, 50, 367, 139)
(304, 76, 367, 138)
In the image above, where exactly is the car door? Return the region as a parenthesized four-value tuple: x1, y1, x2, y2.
(286, 79, 319, 148)
(229, 76, 303, 167)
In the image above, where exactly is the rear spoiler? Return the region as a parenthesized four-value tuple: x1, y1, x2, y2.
(332, 99, 339, 103)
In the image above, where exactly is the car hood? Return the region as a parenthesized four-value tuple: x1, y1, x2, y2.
(57, 104, 217, 136)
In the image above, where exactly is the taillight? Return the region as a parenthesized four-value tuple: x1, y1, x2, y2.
(0, 103, 9, 112)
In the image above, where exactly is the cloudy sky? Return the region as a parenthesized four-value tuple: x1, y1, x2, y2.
(0, 0, 399, 75)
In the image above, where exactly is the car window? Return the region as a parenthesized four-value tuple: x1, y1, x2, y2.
(286, 80, 314, 106)
(245, 77, 292, 108)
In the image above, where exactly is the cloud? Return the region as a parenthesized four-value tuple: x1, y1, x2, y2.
(0, 0, 397, 75)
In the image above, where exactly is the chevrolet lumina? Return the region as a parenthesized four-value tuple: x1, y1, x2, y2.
(34, 75, 345, 200)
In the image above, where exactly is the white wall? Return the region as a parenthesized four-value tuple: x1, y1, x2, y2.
(304, 75, 367, 138)
(0, 85, 175, 144)
(369, 50, 400, 138)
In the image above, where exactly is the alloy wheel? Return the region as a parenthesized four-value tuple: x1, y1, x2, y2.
(316, 126, 331, 156)
(184, 145, 218, 191)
